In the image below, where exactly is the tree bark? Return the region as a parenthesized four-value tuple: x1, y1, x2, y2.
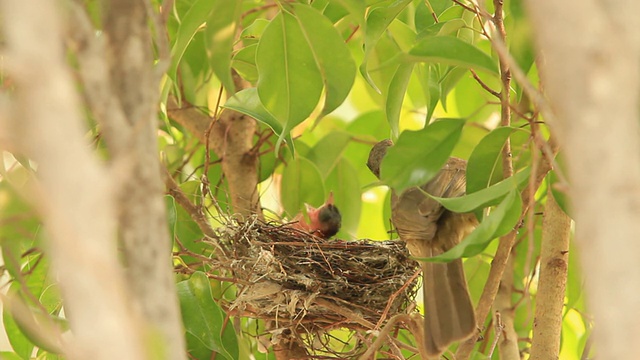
(527, 1, 640, 358)
(1, 1, 145, 358)
(495, 256, 520, 360)
(530, 192, 570, 359)
(69, 1, 187, 358)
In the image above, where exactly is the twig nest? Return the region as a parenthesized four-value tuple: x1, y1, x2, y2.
(215, 217, 420, 331)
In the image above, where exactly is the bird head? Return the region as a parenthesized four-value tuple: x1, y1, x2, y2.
(366, 139, 393, 179)
(305, 192, 342, 238)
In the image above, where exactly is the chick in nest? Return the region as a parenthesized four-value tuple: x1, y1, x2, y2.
(291, 192, 342, 239)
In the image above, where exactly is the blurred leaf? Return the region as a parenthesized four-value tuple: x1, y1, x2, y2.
(424, 190, 522, 262)
(386, 63, 414, 139)
(325, 159, 362, 238)
(549, 168, 571, 217)
(281, 157, 325, 217)
(431, 167, 531, 212)
(416, 64, 440, 123)
(171, 181, 208, 262)
(258, 134, 279, 183)
(306, 131, 352, 178)
(168, 0, 218, 82)
(408, 36, 499, 75)
(177, 272, 238, 360)
(3, 310, 34, 360)
(438, 19, 466, 36)
(467, 127, 527, 193)
(6, 285, 64, 354)
(360, 0, 413, 91)
(0, 352, 24, 360)
(380, 119, 465, 193)
(240, 18, 270, 42)
(293, 4, 356, 120)
(439, 66, 467, 110)
(205, 0, 242, 94)
(330, 0, 366, 27)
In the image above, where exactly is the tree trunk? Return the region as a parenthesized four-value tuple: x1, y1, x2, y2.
(528, 1, 640, 357)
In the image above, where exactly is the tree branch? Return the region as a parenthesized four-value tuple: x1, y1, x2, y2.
(530, 191, 570, 359)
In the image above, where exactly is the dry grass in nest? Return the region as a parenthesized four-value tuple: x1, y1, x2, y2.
(198, 216, 421, 357)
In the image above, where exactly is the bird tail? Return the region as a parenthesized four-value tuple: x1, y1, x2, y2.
(422, 258, 476, 357)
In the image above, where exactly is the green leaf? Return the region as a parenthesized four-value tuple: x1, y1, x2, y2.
(306, 131, 352, 179)
(325, 159, 362, 238)
(549, 169, 571, 217)
(171, 181, 208, 263)
(280, 157, 325, 217)
(231, 44, 258, 83)
(293, 4, 356, 120)
(360, 0, 413, 91)
(423, 190, 522, 262)
(330, 0, 366, 27)
(408, 36, 499, 75)
(256, 10, 323, 135)
(412, 64, 441, 122)
(205, 0, 242, 94)
(380, 119, 465, 193)
(3, 310, 34, 359)
(386, 62, 414, 139)
(224, 88, 283, 134)
(177, 272, 238, 360)
(0, 352, 24, 360)
(168, 0, 218, 82)
(431, 167, 531, 212)
(466, 127, 527, 194)
(6, 284, 65, 355)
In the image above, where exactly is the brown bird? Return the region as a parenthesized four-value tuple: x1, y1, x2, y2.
(367, 139, 477, 357)
(291, 192, 342, 239)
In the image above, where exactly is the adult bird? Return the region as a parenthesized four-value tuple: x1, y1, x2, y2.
(367, 139, 477, 357)
(291, 192, 342, 239)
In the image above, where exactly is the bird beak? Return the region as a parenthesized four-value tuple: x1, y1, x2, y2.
(305, 203, 317, 214)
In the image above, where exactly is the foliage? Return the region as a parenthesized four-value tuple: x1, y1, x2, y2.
(0, 0, 589, 359)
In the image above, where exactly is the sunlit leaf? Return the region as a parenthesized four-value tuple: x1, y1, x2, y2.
(0, 352, 23, 360)
(168, 0, 218, 82)
(386, 63, 414, 139)
(360, 0, 413, 91)
(408, 36, 499, 75)
(3, 310, 34, 359)
(205, 0, 242, 94)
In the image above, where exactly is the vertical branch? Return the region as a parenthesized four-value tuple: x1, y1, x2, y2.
(494, 254, 520, 360)
(527, 0, 640, 358)
(491, 1, 520, 358)
(1, 0, 144, 359)
(100, 0, 187, 358)
(530, 192, 570, 359)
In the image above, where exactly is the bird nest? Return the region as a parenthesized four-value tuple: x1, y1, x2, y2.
(196, 216, 421, 356)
